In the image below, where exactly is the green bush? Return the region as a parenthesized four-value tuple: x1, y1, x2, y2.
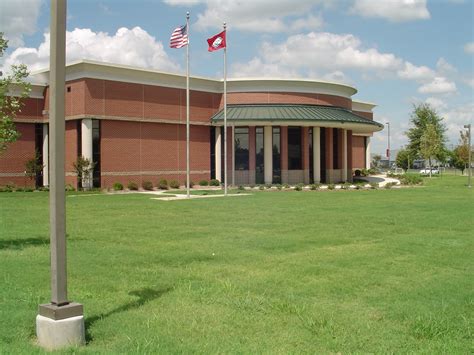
(328, 184, 335, 190)
(310, 183, 321, 190)
(113, 182, 124, 191)
(15, 187, 24, 192)
(158, 179, 168, 190)
(38, 186, 49, 192)
(283, 184, 290, 189)
(276, 184, 282, 190)
(295, 183, 304, 191)
(185, 180, 194, 188)
(65, 184, 76, 192)
(369, 182, 378, 189)
(170, 180, 180, 189)
(399, 174, 423, 185)
(384, 182, 397, 189)
(259, 185, 265, 190)
(209, 179, 220, 186)
(238, 185, 245, 191)
(142, 181, 153, 190)
(128, 182, 139, 191)
(265, 184, 272, 189)
(24, 188, 34, 192)
(199, 180, 209, 186)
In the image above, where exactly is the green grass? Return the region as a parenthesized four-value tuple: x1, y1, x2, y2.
(0, 176, 473, 353)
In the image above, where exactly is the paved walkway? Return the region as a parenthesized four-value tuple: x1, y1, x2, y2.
(137, 190, 251, 201)
(357, 174, 401, 187)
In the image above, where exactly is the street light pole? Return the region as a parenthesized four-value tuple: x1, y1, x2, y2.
(464, 124, 472, 188)
(385, 122, 390, 170)
(36, 0, 85, 350)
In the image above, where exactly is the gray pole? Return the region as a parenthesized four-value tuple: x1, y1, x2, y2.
(49, 0, 68, 306)
(465, 124, 472, 188)
(223, 22, 227, 196)
(37, 2, 84, 349)
(186, 12, 190, 198)
(386, 122, 390, 170)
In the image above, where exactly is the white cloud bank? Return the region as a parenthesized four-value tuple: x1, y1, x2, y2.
(0, 0, 43, 47)
(2, 27, 180, 74)
(350, 0, 430, 22)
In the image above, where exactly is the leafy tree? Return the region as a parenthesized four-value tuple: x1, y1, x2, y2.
(371, 154, 382, 169)
(73, 156, 96, 190)
(395, 148, 413, 172)
(0, 32, 32, 153)
(406, 103, 447, 161)
(451, 130, 471, 174)
(420, 123, 442, 177)
(25, 150, 44, 187)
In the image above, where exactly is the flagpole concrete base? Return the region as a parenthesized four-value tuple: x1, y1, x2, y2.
(36, 314, 85, 350)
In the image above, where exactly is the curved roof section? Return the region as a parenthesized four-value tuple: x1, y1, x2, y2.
(30, 60, 359, 99)
(211, 104, 383, 133)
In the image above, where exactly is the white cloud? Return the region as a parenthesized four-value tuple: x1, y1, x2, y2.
(351, 0, 430, 22)
(440, 102, 473, 145)
(418, 77, 457, 94)
(424, 97, 447, 110)
(166, 0, 329, 33)
(436, 58, 457, 75)
(397, 61, 435, 81)
(0, 0, 43, 47)
(231, 57, 299, 78)
(2, 27, 180, 74)
(464, 42, 474, 54)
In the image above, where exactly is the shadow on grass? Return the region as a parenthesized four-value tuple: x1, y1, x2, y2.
(85, 287, 171, 343)
(0, 237, 49, 250)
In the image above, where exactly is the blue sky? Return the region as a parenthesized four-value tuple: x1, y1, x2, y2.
(1, 0, 473, 155)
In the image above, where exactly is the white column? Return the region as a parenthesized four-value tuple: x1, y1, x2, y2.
(81, 119, 93, 189)
(215, 127, 222, 182)
(343, 129, 348, 182)
(366, 136, 371, 169)
(42, 123, 49, 186)
(313, 127, 321, 183)
(264, 126, 273, 184)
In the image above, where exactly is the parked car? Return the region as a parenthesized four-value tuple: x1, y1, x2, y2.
(419, 167, 440, 175)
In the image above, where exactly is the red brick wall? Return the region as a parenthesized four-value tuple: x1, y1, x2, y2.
(65, 80, 85, 117)
(84, 78, 220, 123)
(353, 110, 373, 120)
(0, 123, 36, 187)
(222, 92, 352, 109)
(347, 130, 353, 174)
(100, 120, 210, 187)
(352, 136, 366, 170)
(65, 120, 79, 187)
(15, 98, 45, 121)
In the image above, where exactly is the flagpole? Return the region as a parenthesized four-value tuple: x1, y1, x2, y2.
(223, 22, 227, 196)
(186, 12, 190, 198)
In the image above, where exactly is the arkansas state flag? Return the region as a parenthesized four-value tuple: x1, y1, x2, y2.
(207, 30, 226, 52)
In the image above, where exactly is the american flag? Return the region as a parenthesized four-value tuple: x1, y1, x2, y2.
(169, 25, 188, 48)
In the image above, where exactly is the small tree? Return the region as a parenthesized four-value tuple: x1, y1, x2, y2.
(452, 130, 470, 175)
(73, 156, 95, 190)
(371, 154, 382, 169)
(25, 150, 44, 187)
(420, 123, 441, 177)
(395, 148, 412, 172)
(0, 32, 32, 153)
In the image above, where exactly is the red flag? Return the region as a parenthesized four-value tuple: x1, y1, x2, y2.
(207, 30, 226, 52)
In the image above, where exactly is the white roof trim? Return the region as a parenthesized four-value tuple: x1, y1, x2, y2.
(352, 100, 376, 113)
(30, 60, 358, 99)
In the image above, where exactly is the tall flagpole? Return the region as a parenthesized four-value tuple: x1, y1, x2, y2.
(186, 12, 190, 198)
(223, 22, 227, 196)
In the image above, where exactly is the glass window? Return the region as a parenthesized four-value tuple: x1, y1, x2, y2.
(288, 127, 302, 170)
(272, 127, 281, 183)
(92, 120, 101, 188)
(234, 127, 249, 170)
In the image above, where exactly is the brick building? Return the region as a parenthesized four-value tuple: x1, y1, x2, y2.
(0, 60, 382, 188)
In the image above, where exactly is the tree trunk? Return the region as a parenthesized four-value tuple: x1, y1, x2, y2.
(429, 158, 432, 178)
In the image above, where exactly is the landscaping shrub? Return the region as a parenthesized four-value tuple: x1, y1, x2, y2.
(113, 182, 124, 191)
(128, 182, 139, 191)
(142, 181, 153, 190)
(15, 187, 24, 192)
(65, 184, 76, 192)
(199, 180, 209, 186)
(169, 180, 180, 189)
(276, 184, 282, 190)
(259, 185, 265, 190)
(265, 184, 272, 189)
(295, 183, 304, 191)
(369, 182, 378, 189)
(310, 183, 320, 190)
(283, 184, 290, 189)
(24, 188, 34, 192)
(209, 179, 220, 186)
(327, 184, 335, 190)
(238, 185, 245, 191)
(399, 174, 423, 185)
(185, 180, 194, 188)
(158, 179, 168, 190)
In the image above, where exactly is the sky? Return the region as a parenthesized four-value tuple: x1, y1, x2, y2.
(1, 0, 473, 155)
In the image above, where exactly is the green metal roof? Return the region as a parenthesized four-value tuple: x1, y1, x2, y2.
(211, 104, 383, 127)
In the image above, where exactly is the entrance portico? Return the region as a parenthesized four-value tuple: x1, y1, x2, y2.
(212, 104, 382, 185)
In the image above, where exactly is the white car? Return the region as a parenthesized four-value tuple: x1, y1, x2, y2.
(419, 167, 439, 175)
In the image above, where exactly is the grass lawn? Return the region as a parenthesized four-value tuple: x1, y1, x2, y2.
(0, 176, 472, 353)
